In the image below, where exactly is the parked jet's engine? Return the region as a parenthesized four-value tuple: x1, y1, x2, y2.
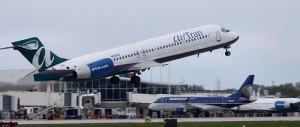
(275, 101, 294, 111)
(73, 58, 114, 79)
(175, 107, 186, 115)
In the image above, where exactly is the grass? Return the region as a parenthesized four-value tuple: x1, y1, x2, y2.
(19, 121, 300, 127)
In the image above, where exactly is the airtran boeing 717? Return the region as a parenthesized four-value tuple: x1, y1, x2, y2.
(6, 25, 239, 84)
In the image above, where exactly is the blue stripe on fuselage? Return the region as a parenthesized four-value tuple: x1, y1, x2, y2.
(155, 96, 246, 108)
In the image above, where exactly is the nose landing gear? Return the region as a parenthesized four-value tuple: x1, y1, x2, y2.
(224, 45, 231, 56)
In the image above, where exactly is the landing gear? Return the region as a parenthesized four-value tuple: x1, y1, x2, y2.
(130, 71, 141, 87)
(110, 76, 120, 84)
(224, 45, 231, 56)
(131, 75, 140, 84)
(225, 51, 231, 56)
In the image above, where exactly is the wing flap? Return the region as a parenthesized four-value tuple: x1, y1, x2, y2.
(126, 60, 166, 71)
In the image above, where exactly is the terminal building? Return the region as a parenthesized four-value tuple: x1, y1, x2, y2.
(0, 69, 192, 119)
(1, 69, 297, 119)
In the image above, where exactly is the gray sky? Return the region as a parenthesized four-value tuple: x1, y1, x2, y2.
(0, 0, 299, 89)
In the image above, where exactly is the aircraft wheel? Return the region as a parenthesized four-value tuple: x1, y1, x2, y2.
(131, 75, 140, 84)
(225, 51, 231, 56)
(110, 76, 120, 84)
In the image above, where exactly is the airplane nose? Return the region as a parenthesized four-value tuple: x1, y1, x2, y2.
(148, 104, 154, 110)
(231, 32, 239, 40)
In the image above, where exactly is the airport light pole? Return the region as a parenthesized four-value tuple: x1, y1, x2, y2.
(169, 62, 171, 94)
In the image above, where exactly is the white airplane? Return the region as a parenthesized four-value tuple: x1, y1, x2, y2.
(148, 75, 254, 114)
(232, 97, 300, 113)
(8, 25, 239, 84)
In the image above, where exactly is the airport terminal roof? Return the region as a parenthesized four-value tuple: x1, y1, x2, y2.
(0, 69, 186, 86)
(0, 69, 35, 84)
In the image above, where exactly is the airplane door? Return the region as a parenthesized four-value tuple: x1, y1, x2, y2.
(216, 31, 221, 42)
(135, 50, 140, 58)
(140, 49, 146, 57)
(222, 98, 226, 106)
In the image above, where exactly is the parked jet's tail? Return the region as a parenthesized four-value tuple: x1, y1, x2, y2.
(12, 37, 68, 72)
(229, 75, 255, 101)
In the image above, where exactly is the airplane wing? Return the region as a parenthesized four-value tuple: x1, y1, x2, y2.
(126, 59, 167, 71)
(183, 103, 199, 109)
(182, 103, 217, 111)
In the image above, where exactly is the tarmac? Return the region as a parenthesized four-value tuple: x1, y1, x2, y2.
(1, 117, 300, 125)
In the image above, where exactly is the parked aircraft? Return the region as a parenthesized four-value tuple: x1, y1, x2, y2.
(232, 97, 300, 113)
(148, 75, 254, 114)
(8, 25, 239, 84)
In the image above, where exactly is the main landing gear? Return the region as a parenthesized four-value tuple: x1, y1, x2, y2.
(109, 72, 141, 85)
(224, 45, 231, 56)
(110, 75, 120, 84)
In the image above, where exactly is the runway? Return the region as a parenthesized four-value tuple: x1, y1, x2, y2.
(1, 117, 300, 125)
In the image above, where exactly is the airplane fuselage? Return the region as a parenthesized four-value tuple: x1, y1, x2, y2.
(149, 96, 248, 111)
(45, 25, 238, 81)
(233, 98, 300, 113)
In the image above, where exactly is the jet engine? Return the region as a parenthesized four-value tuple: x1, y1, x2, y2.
(275, 101, 294, 111)
(175, 107, 186, 115)
(73, 58, 114, 79)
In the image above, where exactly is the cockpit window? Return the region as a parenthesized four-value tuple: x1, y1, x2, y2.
(221, 26, 231, 33)
(154, 98, 163, 103)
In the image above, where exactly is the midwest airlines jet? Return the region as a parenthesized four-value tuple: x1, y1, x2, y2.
(148, 75, 254, 114)
(10, 25, 239, 84)
(232, 97, 300, 113)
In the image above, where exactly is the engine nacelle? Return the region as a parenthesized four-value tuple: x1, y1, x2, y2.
(73, 58, 114, 79)
(275, 101, 293, 111)
(175, 107, 186, 115)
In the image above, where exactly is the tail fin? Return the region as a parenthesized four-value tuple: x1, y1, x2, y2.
(229, 75, 255, 101)
(12, 37, 68, 72)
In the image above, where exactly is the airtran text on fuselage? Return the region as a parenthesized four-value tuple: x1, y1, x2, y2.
(91, 64, 109, 71)
(173, 31, 203, 42)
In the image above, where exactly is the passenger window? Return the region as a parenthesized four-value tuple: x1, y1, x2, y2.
(152, 49, 154, 52)
(122, 56, 124, 59)
(205, 35, 207, 38)
(131, 54, 133, 57)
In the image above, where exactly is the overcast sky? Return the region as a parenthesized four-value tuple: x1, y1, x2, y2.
(0, 0, 299, 89)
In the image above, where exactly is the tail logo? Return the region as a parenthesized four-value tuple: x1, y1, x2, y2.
(32, 46, 54, 70)
(242, 84, 252, 98)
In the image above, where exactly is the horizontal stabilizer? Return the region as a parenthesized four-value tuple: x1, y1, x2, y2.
(34, 70, 75, 81)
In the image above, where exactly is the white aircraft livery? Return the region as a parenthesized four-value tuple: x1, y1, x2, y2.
(10, 25, 239, 84)
(232, 97, 300, 113)
(148, 75, 254, 114)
